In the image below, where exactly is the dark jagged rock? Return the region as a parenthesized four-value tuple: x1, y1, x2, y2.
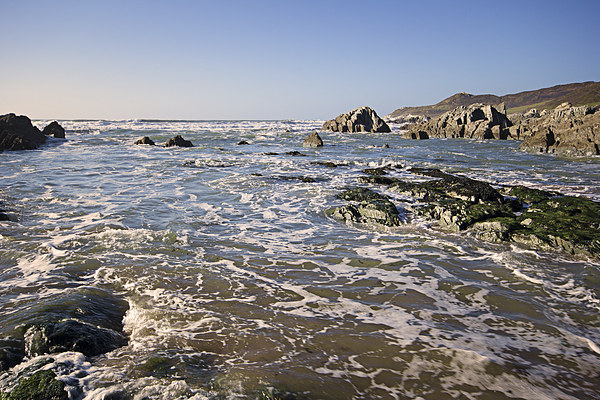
(517, 103, 599, 156)
(24, 319, 128, 358)
(135, 136, 155, 145)
(237, 140, 250, 145)
(164, 135, 193, 147)
(322, 106, 391, 133)
(302, 132, 323, 147)
(0, 369, 67, 400)
(1, 287, 129, 367)
(0, 114, 46, 152)
(404, 104, 512, 140)
(285, 151, 307, 156)
(41, 121, 65, 139)
(327, 188, 401, 227)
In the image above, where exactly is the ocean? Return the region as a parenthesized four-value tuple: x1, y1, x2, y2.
(1, 119, 599, 399)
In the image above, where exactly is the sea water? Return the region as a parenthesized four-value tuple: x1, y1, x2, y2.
(0, 120, 599, 399)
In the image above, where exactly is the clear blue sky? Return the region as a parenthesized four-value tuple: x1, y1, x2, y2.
(1, 0, 599, 120)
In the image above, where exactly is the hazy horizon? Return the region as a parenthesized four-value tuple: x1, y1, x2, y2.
(2, 0, 599, 120)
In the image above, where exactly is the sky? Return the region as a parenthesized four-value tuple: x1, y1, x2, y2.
(1, 0, 599, 120)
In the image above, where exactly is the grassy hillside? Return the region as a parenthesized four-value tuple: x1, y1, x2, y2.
(388, 81, 600, 119)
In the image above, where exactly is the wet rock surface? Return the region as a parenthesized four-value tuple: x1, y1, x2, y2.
(327, 187, 401, 227)
(0, 287, 129, 370)
(330, 167, 600, 258)
(0, 369, 67, 400)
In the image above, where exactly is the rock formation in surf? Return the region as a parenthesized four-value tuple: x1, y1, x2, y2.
(322, 106, 391, 133)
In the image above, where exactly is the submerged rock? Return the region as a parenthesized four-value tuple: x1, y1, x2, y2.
(285, 151, 307, 156)
(0, 369, 67, 400)
(135, 136, 156, 145)
(327, 188, 401, 227)
(0, 113, 46, 152)
(302, 132, 323, 147)
(165, 135, 194, 147)
(322, 106, 391, 133)
(41, 121, 66, 139)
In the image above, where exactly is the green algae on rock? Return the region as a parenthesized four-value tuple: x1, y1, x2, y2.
(0, 370, 67, 400)
(327, 188, 401, 227)
(355, 168, 600, 259)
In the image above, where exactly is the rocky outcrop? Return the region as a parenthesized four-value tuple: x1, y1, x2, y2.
(326, 188, 401, 227)
(165, 135, 193, 147)
(41, 121, 66, 139)
(322, 106, 391, 133)
(404, 104, 512, 140)
(135, 136, 156, 145)
(0, 114, 46, 152)
(302, 132, 323, 147)
(340, 167, 600, 258)
(517, 103, 599, 156)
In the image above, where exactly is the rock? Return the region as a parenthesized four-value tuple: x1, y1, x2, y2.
(518, 104, 599, 156)
(472, 217, 521, 242)
(310, 161, 345, 168)
(0, 287, 129, 366)
(327, 188, 401, 227)
(164, 135, 193, 147)
(404, 104, 512, 140)
(0, 339, 24, 371)
(285, 151, 307, 156)
(0, 114, 46, 152)
(322, 106, 391, 133)
(361, 167, 600, 258)
(513, 196, 600, 257)
(41, 121, 65, 139)
(302, 132, 323, 147)
(237, 140, 250, 145)
(24, 319, 127, 358)
(0, 208, 13, 222)
(362, 167, 387, 176)
(0, 369, 67, 400)
(402, 130, 429, 140)
(499, 185, 555, 204)
(135, 136, 155, 145)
